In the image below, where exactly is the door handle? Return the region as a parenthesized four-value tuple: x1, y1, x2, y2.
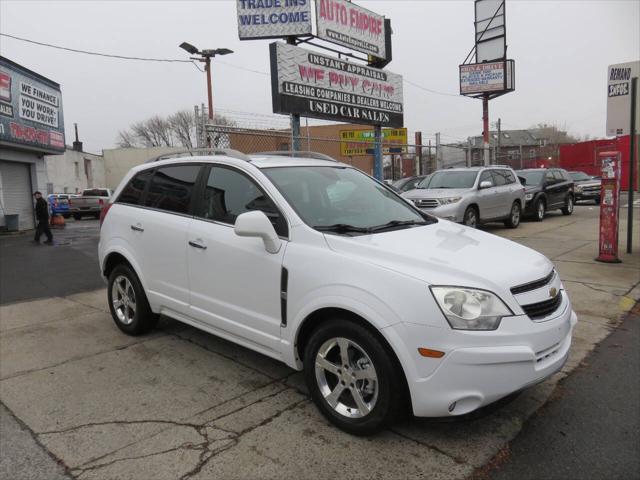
(188, 240, 207, 250)
(130, 224, 144, 232)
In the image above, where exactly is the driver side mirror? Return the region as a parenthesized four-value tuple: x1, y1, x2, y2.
(479, 180, 493, 189)
(234, 211, 282, 254)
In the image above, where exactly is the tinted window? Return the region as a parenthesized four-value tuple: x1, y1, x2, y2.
(570, 171, 591, 181)
(491, 170, 508, 186)
(198, 167, 288, 237)
(117, 170, 153, 206)
(83, 189, 110, 197)
(505, 170, 517, 184)
(516, 170, 544, 185)
(545, 171, 556, 183)
(144, 165, 200, 214)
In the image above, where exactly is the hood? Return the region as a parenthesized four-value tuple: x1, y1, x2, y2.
(324, 220, 552, 295)
(402, 188, 471, 200)
(574, 179, 601, 187)
(525, 185, 542, 193)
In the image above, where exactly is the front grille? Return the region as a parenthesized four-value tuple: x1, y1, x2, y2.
(522, 292, 563, 320)
(414, 198, 439, 208)
(510, 270, 555, 295)
(582, 185, 600, 193)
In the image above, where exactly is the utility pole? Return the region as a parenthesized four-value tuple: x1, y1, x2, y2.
(496, 118, 501, 164)
(435, 132, 442, 170)
(482, 94, 490, 166)
(287, 36, 301, 152)
(415, 132, 423, 176)
(374, 126, 383, 180)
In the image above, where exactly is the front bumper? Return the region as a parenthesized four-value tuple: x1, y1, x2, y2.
(416, 202, 464, 223)
(388, 293, 577, 417)
(575, 190, 600, 201)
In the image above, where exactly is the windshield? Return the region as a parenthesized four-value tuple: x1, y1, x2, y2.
(516, 170, 544, 185)
(570, 172, 591, 181)
(262, 166, 431, 232)
(421, 171, 478, 189)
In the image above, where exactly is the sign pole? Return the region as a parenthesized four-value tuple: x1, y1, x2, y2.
(627, 76, 637, 254)
(482, 94, 490, 166)
(374, 125, 383, 180)
(285, 37, 301, 152)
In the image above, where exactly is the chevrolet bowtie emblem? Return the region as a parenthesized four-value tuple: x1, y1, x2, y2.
(549, 287, 558, 298)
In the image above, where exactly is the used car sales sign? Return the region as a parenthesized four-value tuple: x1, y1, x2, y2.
(315, 0, 387, 60)
(270, 42, 403, 127)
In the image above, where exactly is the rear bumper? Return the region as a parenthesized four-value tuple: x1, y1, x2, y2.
(389, 295, 577, 417)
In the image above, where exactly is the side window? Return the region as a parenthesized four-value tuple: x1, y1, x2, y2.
(491, 170, 508, 186)
(144, 165, 200, 214)
(117, 169, 153, 206)
(544, 171, 556, 184)
(479, 170, 494, 186)
(555, 170, 567, 181)
(504, 170, 517, 184)
(197, 166, 288, 237)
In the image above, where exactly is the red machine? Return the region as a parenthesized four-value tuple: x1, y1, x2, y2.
(596, 151, 622, 263)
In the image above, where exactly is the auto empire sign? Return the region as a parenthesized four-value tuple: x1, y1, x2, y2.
(340, 128, 407, 156)
(459, 61, 514, 95)
(237, 0, 312, 39)
(0, 58, 65, 154)
(315, 0, 388, 60)
(270, 42, 403, 127)
(606, 61, 639, 136)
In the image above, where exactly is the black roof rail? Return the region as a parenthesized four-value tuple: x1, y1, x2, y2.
(145, 148, 251, 163)
(252, 151, 338, 162)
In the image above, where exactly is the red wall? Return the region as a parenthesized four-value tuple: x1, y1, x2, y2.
(559, 135, 638, 190)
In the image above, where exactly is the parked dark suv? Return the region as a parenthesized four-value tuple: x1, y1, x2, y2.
(569, 171, 601, 204)
(516, 168, 575, 221)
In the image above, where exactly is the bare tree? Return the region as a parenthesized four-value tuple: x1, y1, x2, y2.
(116, 130, 137, 148)
(169, 110, 195, 148)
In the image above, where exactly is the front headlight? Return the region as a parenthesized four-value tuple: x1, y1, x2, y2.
(438, 196, 462, 205)
(525, 193, 533, 201)
(430, 286, 512, 330)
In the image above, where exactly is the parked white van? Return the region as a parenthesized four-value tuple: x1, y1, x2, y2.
(98, 150, 576, 435)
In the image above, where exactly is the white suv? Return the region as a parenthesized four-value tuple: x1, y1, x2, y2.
(99, 150, 577, 435)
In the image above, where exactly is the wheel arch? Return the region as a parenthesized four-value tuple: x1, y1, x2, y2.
(102, 249, 148, 294)
(294, 307, 412, 410)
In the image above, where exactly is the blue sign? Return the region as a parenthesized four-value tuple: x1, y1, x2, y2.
(0, 56, 65, 154)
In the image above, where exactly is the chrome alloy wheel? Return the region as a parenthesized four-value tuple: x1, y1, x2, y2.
(315, 337, 378, 418)
(537, 201, 545, 220)
(464, 208, 478, 228)
(511, 203, 521, 226)
(111, 275, 136, 325)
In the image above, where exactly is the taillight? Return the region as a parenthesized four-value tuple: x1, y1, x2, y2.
(99, 198, 104, 207)
(100, 203, 113, 227)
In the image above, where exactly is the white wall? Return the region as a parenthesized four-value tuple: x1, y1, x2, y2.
(44, 148, 105, 194)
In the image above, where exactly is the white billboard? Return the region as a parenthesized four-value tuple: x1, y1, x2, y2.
(315, 0, 388, 60)
(459, 61, 514, 95)
(270, 42, 403, 127)
(606, 61, 639, 137)
(237, 0, 312, 40)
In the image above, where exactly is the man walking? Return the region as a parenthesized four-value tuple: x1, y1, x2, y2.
(33, 191, 53, 245)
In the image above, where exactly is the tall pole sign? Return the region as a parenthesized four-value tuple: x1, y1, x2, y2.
(606, 60, 639, 254)
(459, 0, 514, 166)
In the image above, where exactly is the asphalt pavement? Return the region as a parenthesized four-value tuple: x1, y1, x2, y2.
(0, 218, 103, 305)
(486, 306, 640, 480)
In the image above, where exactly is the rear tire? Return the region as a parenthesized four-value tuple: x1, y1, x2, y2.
(504, 202, 521, 228)
(463, 206, 479, 228)
(533, 198, 545, 222)
(562, 195, 574, 215)
(107, 264, 158, 335)
(303, 319, 405, 435)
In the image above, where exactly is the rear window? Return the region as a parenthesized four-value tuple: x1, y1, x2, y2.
(144, 165, 201, 214)
(83, 189, 110, 196)
(117, 170, 153, 206)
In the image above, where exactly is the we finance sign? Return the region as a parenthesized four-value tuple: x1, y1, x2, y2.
(237, 0, 312, 39)
(270, 42, 403, 127)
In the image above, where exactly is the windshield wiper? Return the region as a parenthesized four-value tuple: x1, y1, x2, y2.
(314, 224, 372, 234)
(369, 219, 429, 232)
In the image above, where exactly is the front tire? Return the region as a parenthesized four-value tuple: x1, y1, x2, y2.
(107, 264, 158, 335)
(562, 195, 574, 215)
(463, 206, 479, 228)
(504, 202, 521, 228)
(303, 319, 404, 435)
(534, 198, 545, 222)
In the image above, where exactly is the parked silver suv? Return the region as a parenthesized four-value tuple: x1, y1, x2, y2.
(402, 166, 525, 228)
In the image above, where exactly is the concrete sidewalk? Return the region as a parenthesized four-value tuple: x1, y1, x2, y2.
(1, 205, 638, 479)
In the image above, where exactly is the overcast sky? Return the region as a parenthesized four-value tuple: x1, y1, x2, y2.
(1, 0, 639, 153)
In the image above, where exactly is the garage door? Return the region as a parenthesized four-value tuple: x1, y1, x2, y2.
(0, 161, 35, 230)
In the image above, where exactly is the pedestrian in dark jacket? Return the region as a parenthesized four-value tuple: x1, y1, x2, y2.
(33, 191, 53, 244)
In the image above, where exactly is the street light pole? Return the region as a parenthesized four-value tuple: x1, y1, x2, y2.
(179, 42, 233, 147)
